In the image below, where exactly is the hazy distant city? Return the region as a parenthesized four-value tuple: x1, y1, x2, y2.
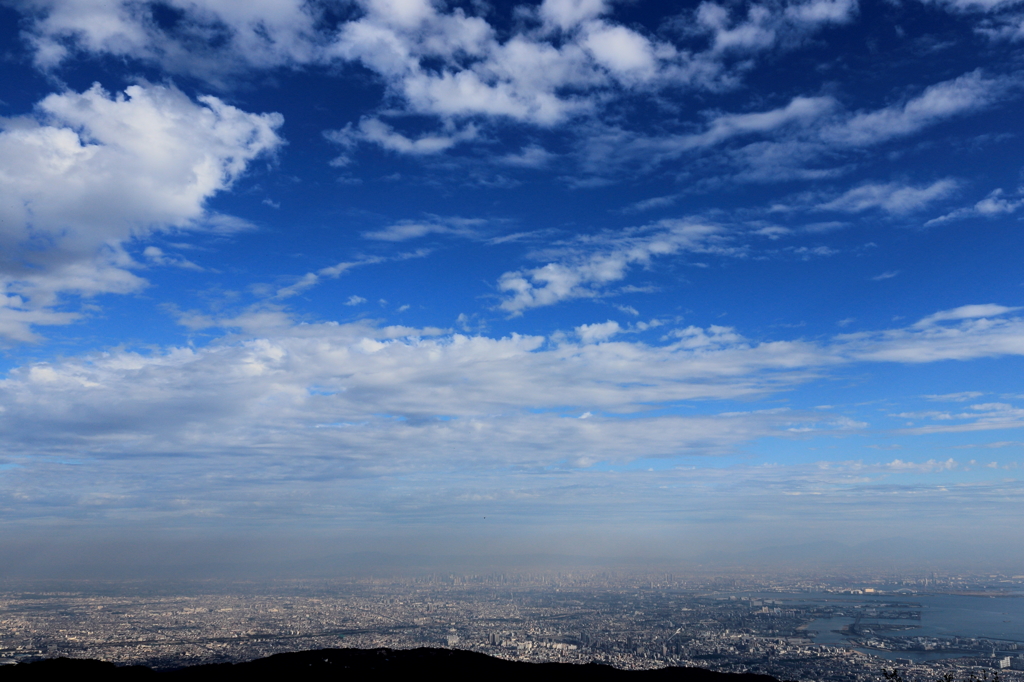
(3, 571, 1024, 681)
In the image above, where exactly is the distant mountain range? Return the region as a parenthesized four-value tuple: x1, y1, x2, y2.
(4, 647, 786, 681)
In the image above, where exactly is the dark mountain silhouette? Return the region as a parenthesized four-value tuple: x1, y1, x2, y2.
(3, 647, 787, 681)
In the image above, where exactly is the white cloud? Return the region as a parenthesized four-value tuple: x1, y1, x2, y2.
(697, 2, 779, 53)
(822, 70, 1006, 147)
(665, 325, 745, 349)
(0, 83, 282, 340)
(362, 217, 486, 241)
(913, 303, 1021, 327)
(0, 300, 79, 344)
(818, 179, 958, 214)
(899, 402, 1024, 434)
(0, 320, 854, 473)
(684, 96, 839, 149)
(13, 0, 864, 141)
(924, 391, 985, 401)
(624, 195, 680, 213)
(3, 304, 1024, 475)
(572, 69, 1009, 184)
(924, 0, 1020, 12)
(496, 220, 727, 313)
(575, 320, 622, 343)
(539, 0, 610, 31)
(143, 246, 203, 271)
(21, 0, 321, 78)
(19, 0, 960, 193)
(575, 96, 839, 179)
(926, 188, 1024, 225)
(580, 69, 1012, 185)
(835, 306, 1024, 363)
(325, 117, 478, 160)
(273, 250, 430, 300)
(274, 258, 384, 300)
(582, 22, 658, 82)
(786, 0, 858, 23)
(731, 71, 1010, 182)
(976, 11, 1024, 41)
(498, 144, 555, 168)
(692, 0, 856, 55)
(5, 306, 1024, 530)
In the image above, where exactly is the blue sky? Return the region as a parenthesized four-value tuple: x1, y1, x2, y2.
(1, 0, 1024, 575)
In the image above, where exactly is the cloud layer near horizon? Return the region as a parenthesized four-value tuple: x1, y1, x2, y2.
(2, 306, 1023, 537)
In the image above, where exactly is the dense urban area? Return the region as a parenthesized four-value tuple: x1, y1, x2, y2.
(2, 572, 1024, 681)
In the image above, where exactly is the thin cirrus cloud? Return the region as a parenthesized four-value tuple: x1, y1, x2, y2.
(565, 69, 1013, 185)
(898, 403, 1024, 434)
(496, 221, 730, 313)
(818, 70, 1009, 147)
(817, 179, 959, 214)
(926, 187, 1024, 225)
(324, 117, 480, 164)
(361, 216, 488, 242)
(273, 250, 431, 300)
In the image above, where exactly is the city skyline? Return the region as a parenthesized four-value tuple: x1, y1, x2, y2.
(1, 0, 1024, 576)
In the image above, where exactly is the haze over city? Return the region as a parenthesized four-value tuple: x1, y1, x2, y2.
(1, 0, 1024, 579)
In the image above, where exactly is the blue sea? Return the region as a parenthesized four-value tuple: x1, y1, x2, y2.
(735, 591, 1024, 662)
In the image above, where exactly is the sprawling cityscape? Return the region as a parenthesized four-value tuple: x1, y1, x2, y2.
(3, 572, 1023, 681)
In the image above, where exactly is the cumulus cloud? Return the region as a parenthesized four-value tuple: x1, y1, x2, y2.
(0, 82, 282, 340)
(581, 22, 658, 83)
(9, 0, 1006, 193)
(575, 320, 622, 343)
(539, 0, 611, 32)
(19, 0, 1000, 191)
(13, 0, 862, 137)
